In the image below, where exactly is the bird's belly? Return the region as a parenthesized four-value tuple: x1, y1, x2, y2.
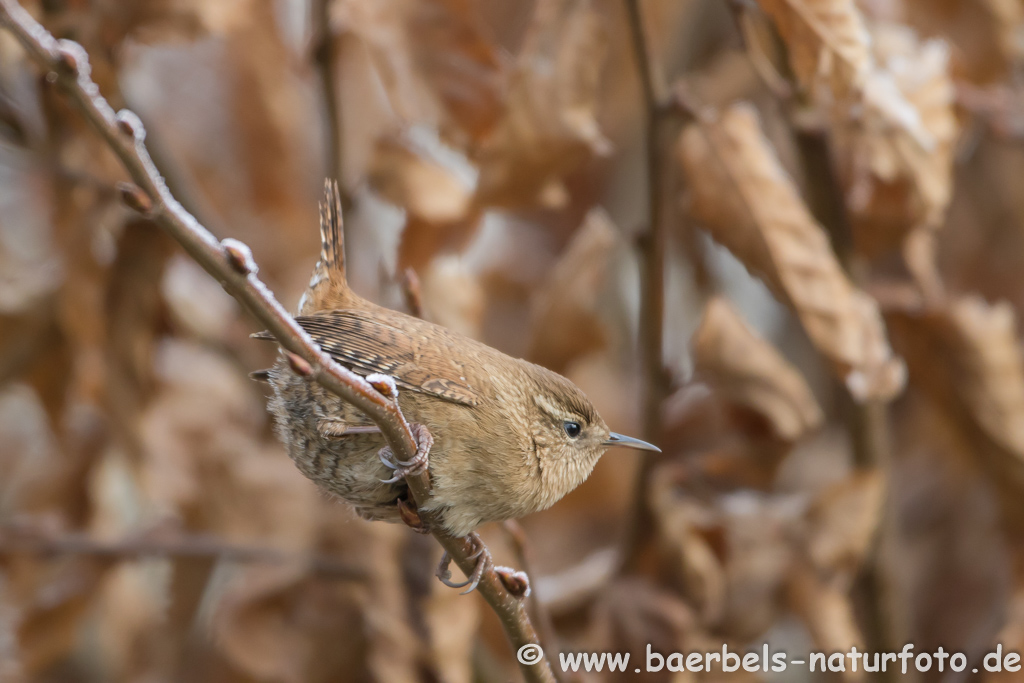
(268, 375, 399, 509)
(289, 429, 395, 505)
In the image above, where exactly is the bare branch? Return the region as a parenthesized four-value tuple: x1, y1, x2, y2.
(0, 525, 365, 580)
(620, 0, 690, 573)
(311, 0, 348, 210)
(0, 3, 554, 681)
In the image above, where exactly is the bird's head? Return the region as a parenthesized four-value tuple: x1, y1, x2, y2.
(525, 368, 660, 508)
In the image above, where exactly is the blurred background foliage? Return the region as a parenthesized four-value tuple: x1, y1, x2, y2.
(2, 0, 1024, 681)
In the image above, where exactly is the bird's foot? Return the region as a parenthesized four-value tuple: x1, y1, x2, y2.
(379, 423, 433, 484)
(436, 533, 490, 594)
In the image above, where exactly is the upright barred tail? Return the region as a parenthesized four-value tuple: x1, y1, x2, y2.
(319, 178, 346, 282)
(299, 179, 352, 314)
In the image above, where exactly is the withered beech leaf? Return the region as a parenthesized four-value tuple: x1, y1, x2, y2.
(650, 475, 727, 625)
(406, 0, 507, 142)
(786, 562, 867, 679)
(804, 471, 884, 576)
(369, 137, 481, 270)
(692, 296, 824, 442)
(758, 0, 958, 253)
(419, 256, 486, 339)
(527, 208, 619, 373)
(836, 24, 958, 254)
(985, 0, 1024, 67)
(339, 0, 506, 141)
(473, 0, 610, 208)
(368, 137, 473, 224)
(757, 0, 872, 98)
(585, 578, 698, 663)
(679, 103, 905, 402)
(101, 0, 254, 45)
(947, 297, 1024, 457)
(336, 0, 439, 125)
(892, 296, 1024, 459)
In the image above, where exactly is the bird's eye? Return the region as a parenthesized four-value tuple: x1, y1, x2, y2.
(563, 421, 582, 438)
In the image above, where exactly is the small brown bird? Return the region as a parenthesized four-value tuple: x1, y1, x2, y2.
(257, 181, 658, 585)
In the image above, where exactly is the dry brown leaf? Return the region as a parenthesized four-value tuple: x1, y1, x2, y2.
(650, 477, 728, 625)
(692, 296, 824, 442)
(5, 553, 111, 678)
(368, 136, 483, 270)
(338, 0, 506, 142)
(989, 589, 1024, 683)
(890, 296, 1024, 458)
(368, 137, 473, 223)
(757, 1, 958, 253)
(213, 565, 318, 683)
(757, 0, 873, 97)
(526, 208, 619, 373)
(984, 0, 1024, 67)
(140, 340, 316, 543)
(474, 0, 610, 208)
(884, 294, 1024, 535)
(405, 0, 507, 142)
(418, 255, 486, 339)
(713, 494, 799, 640)
(651, 467, 803, 638)
(585, 578, 698, 681)
(837, 24, 958, 254)
(422, 569, 481, 683)
(112, 0, 254, 44)
(898, 0, 1021, 83)
(336, 0, 439, 126)
(804, 471, 884, 575)
(945, 297, 1024, 456)
(679, 103, 905, 401)
(785, 562, 866, 682)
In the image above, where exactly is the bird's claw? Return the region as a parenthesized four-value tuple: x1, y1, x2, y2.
(436, 533, 491, 594)
(379, 423, 433, 484)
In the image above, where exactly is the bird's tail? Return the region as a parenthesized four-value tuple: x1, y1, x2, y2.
(300, 179, 353, 313)
(319, 178, 346, 283)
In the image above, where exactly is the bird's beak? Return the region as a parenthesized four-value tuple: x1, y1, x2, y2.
(602, 432, 661, 453)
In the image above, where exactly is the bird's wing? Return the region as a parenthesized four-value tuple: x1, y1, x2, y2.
(254, 309, 483, 407)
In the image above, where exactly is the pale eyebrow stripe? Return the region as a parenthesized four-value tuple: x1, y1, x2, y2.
(533, 393, 586, 423)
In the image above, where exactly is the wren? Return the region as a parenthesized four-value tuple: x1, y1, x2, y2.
(257, 181, 659, 552)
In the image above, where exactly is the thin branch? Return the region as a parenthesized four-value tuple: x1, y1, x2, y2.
(620, 0, 679, 573)
(400, 267, 424, 319)
(0, 4, 554, 681)
(311, 0, 347, 210)
(504, 521, 564, 683)
(0, 526, 365, 580)
(790, 117, 897, 670)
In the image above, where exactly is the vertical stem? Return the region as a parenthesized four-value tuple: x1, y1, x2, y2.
(621, 0, 673, 571)
(504, 521, 565, 683)
(792, 122, 897, 673)
(312, 0, 347, 212)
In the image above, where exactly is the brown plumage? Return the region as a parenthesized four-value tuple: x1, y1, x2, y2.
(258, 180, 659, 538)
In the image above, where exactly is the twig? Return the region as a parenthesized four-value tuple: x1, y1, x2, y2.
(503, 521, 565, 683)
(0, 5, 555, 682)
(620, 0, 679, 572)
(791, 118, 897, 670)
(311, 0, 348, 211)
(400, 267, 424, 319)
(0, 526, 365, 580)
